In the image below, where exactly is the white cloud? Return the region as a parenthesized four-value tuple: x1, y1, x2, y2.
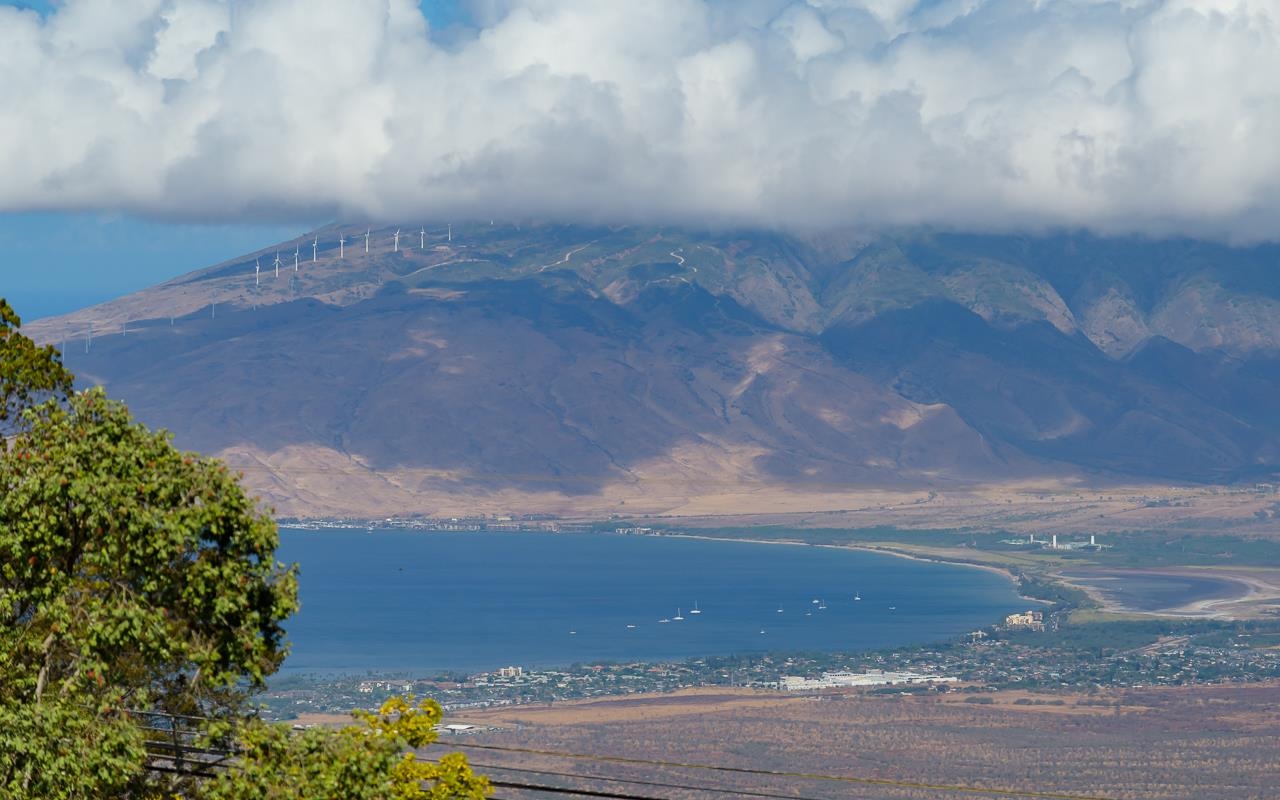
(2, 0, 1279, 239)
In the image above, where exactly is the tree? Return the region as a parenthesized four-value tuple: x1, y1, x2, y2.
(204, 696, 490, 800)
(0, 388, 300, 797)
(0, 298, 73, 441)
(0, 300, 488, 799)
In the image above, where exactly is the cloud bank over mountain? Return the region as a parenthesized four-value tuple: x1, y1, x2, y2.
(3, 0, 1278, 239)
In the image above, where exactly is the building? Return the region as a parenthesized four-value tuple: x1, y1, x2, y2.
(778, 670, 959, 691)
(1003, 610, 1045, 631)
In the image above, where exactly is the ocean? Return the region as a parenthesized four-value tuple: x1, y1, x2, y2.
(275, 529, 1027, 675)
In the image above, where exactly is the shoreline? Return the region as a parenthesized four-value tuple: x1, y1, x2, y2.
(1052, 567, 1280, 620)
(278, 524, 1274, 621)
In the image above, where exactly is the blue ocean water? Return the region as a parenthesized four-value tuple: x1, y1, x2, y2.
(276, 530, 1027, 675)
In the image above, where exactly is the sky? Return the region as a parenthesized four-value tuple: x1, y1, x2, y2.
(2, 0, 1279, 319)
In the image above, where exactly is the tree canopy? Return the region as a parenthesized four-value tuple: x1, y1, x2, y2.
(0, 298, 73, 440)
(0, 299, 488, 798)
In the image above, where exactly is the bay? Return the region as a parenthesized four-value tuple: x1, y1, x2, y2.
(276, 529, 1028, 675)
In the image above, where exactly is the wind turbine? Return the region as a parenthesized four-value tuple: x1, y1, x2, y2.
(255, 258, 261, 286)
(393, 228, 401, 252)
(419, 227, 425, 249)
(364, 228, 370, 254)
(339, 235, 345, 259)
(312, 237, 318, 263)
(273, 251, 282, 278)
(294, 245, 300, 271)
(448, 223, 452, 243)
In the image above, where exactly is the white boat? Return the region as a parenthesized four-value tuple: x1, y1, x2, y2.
(626, 624, 636, 629)
(854, 593, 861, 601)
(818, 600, 827, 610)
(689, 602, 702, 615)
(776, 606, 784, 613)
(658, 618, 671, 624)
(673, 608, 685, 621)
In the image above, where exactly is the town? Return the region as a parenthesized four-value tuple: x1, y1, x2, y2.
(259, 613, 1280, 719)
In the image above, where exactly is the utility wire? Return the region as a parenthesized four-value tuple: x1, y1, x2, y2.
(444, 743, 1122, 800)
(487, 779, 670, 799)
(460, 760, 834, 800)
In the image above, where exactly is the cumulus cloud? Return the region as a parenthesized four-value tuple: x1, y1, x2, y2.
(2, 0, 1279, 239)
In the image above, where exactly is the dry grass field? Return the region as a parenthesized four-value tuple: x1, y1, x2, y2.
(437, 684, 1280, 799)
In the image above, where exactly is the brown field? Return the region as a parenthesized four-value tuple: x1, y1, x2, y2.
(435, 684, 1280, 800)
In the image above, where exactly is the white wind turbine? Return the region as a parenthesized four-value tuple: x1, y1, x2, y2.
(364, 228, 370, 254)
(420, 227, 425, 249)
(273, 251, 282, 278)
(312, 238, 318, 263)
(339, 235, 346, 259)
(294, 245, 300, 271)
(393, 228, 401, 252)
(448, 222, 452, 243)
(255, 258, 261, 286)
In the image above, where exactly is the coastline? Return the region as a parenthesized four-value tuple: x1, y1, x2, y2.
(1051, 566, 1280, 620)
(281, 524, 1274, 620)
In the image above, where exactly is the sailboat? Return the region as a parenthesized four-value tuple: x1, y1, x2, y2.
(673, 608, 685, 621)
(818, 599, 827, 610)
(776, 605, 784, 613)
(854, 593, 861, 601)
(689, 601, 702, 615)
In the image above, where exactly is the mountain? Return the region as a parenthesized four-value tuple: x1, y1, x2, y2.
(23, 224, 1280, 520)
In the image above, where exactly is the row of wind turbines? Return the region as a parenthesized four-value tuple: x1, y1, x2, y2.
(254, 224, 453, 286)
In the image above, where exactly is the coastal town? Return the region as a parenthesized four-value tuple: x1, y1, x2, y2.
(259, 611, 1280, 720)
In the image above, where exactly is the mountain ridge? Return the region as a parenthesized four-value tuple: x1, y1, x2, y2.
(22, 223, 1280, 522)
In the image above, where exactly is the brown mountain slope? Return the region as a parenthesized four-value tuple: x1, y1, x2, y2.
(23, 224, 1280, 519)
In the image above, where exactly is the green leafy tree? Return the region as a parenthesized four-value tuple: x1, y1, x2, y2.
(0, 388, 300, 797)
(0, 298, 73, 440)
(0, 300, 488, 799)
(205, 697, 490, 800)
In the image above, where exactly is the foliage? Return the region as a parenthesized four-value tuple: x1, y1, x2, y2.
(0, 298, 73, 440)
(203, 696, 490, 800)
(0, 700, 149, 799)
(0, 389, 299, 712)
(1016, 573, 1093, 609)
(0, 304, 487, 799)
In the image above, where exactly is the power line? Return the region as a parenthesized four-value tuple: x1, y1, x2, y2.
(444, 743, 1122, 800)
(489, 779, 670, 799)
(463, 761, 834, 800)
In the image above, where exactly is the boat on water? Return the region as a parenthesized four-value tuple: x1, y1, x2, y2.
(626, 624, 636, 629)
(689, 602, 702, 615)
(673, 608, 685, 621)
(776, 605, 784, 613)
(818, 599, 827, 610)
(854, 593, 861, 601)
(658, 618, 671, 624)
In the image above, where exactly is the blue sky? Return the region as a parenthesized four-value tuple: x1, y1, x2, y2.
(0, 0, 468, 321)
